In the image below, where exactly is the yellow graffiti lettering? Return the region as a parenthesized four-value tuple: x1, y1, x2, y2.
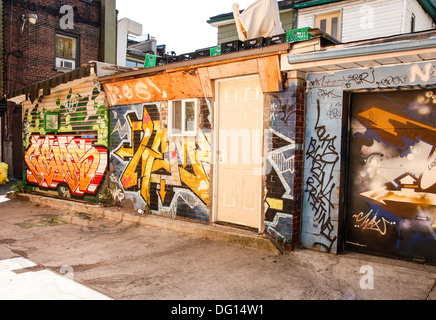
(115, 106, 210, 206)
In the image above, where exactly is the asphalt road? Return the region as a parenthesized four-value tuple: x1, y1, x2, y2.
(1, 180, 436, 304)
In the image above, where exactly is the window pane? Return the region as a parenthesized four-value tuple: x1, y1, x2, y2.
(45, 114, 59, 131)
(320, 19, 327, 32)
(185, 101, 195, 132)
(331, 17, 338, 39)
(56, 34, 77, 59)
(172, 101, 182, 134)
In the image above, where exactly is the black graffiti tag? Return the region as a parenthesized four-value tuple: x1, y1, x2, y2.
(305, 101, 339, 252)
(271, 88, 297, 123)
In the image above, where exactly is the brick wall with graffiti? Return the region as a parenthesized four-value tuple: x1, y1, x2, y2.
(110, 99, 212, 222)
(264, 79, 305, 249)
(304, 60, 436, 263)
(22, 81, 109, 202)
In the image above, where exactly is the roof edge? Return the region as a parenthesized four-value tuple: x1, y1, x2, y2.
(417, 0, 436, 23)
(288, 34, 436, 64)
(207, 1, 294, 24)
(292, 0, 343, 9)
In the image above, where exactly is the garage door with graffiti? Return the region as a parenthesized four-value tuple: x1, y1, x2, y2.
(347, 90, 436, 264)
(22, 83, 109, 201)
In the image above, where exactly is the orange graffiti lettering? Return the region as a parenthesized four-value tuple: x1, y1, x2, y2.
(25, 135, 108, 195)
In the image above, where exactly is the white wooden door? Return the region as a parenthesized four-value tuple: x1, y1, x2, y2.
(216, 76, 263, 230)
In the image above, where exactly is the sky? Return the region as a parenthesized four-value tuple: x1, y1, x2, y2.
(116, 0, 257, 55)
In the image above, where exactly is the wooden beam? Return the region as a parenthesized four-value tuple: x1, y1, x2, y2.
(103, 70, 204, 106)
(198, 67, 213, 98)
(257, 55, 282, 92)
(207, 59, 259, 79)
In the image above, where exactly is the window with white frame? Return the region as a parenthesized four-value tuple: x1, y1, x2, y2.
(169, 99, 197, 136)
(315, 10, 341, 40)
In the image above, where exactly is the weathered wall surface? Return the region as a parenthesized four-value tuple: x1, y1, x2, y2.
(109, 99, 213, 222)
(264, 76, 305, 249)
(303, 60, 436, 258)
(302, 86, 343, 253)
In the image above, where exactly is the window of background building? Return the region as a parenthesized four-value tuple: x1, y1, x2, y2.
(55, 32, 79, 71)
(315, 11, 341, 40)
(126, 60, 144, 67)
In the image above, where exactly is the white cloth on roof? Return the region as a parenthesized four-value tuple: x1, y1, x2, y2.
(233, 0, 284, 41)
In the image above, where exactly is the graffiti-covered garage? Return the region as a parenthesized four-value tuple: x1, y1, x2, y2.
(7, 62, 114, 202)
(287, 30, 436, 264)
(347, 89, 436, 263)
(99, 43, 306, 249)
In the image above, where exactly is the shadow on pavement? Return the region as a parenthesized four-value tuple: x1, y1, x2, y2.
(0, 179, 18, 196)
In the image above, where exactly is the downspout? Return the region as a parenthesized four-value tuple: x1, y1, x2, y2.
(291, 0, 298, 29)
(101, 0, 117, 64)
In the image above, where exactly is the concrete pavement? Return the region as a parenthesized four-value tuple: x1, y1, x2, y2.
(0, 181, 436, 301)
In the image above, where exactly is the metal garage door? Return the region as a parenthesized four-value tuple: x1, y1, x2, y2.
(346, 89, 436, 264)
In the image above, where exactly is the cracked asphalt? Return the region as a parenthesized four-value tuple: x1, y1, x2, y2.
(1, 180, 436, 301)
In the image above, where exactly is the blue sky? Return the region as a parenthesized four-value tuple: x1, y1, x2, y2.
(116, 0, 256, 54)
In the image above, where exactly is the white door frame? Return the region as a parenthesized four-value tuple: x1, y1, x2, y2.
(212, 75, 265, 232)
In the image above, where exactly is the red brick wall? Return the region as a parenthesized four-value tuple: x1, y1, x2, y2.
(291, 78, 307, 249)
(3, 0, 101, 94)
(265, 75, 307, 250)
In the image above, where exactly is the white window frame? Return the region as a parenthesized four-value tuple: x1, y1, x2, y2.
(313, 9, 342, 41)
(168, 99, 198, 136)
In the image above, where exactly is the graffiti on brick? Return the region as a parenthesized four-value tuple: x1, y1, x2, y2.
(111, 102, 211, 221)
(264, 84, 299, 246)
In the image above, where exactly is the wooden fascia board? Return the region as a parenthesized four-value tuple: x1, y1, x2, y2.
(98, 43, 291, 85)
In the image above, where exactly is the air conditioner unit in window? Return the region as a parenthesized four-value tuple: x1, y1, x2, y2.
(60, 60, 74, 69)
(56, 58, 76, 71)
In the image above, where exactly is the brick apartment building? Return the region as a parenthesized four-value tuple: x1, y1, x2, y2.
(0, 0, 116, 179)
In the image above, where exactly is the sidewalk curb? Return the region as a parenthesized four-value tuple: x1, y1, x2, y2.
(7, 192, 281, 255)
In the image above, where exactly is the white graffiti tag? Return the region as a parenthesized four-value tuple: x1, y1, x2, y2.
(352, 209, 396, 235)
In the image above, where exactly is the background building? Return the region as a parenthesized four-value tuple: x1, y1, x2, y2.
(1, 0, 116, 179)
(208, 0, 436, 44)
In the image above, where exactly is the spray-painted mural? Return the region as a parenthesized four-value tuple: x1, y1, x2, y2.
(22, 84, 109, 200)
(110, 99, 212, 222)
(304, 60, 436, 263)
(347, 90, 436, 264)
(264, 82, 301, 248)
(25, 135, 107, 195)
